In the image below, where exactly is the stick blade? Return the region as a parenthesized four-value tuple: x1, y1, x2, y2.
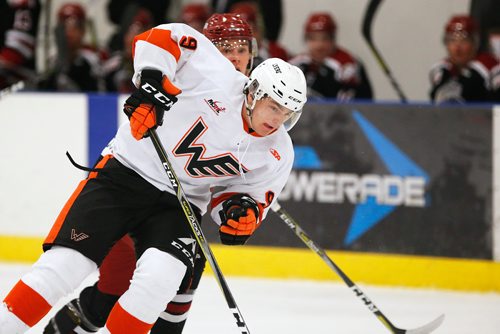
(405, 314, 445, 334)
(361, 0, 383, 41)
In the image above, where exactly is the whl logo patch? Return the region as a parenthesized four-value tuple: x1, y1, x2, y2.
(71, 229, 89, 241)
(204, 98, 226, 115)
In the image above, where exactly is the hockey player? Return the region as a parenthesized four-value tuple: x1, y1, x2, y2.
(37, 3, 104, 92)
(0, 0, 41, 89)
(289, 12, 373, 100)
(429, 14, 500, 103)
(203, 12, 257, 76)
(229, 1, 289, 67)
(0, 19, 306, 334)
(103, 8, 154, 93)
(42, 13, 258, 334)
(179, 3, 211, 33)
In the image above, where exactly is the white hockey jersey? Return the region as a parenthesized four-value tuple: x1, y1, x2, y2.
(107, 23, 294, 225)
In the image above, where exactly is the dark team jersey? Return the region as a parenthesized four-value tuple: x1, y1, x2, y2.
(289, 47, 373, 100)
(102, 51, 136, 93)
(0, 0, 41, 88)
(429, 52, 500, 103)
(0, 0, 41, 70)
(37, 47, 103, 92)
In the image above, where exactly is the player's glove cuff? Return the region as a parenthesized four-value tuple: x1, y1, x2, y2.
(219, 231, 251, 246)
(138, 69, 181, 111)
(123, 69, 181, 140)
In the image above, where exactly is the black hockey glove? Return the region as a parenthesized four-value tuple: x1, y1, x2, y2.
(123, 69, 181, 140)
(218, 194, 260, 245)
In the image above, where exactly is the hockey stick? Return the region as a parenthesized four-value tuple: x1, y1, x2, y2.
(271, 202, 444, 334)
(43, 0, 52, 71)
(361, 0, 408, 102)
(149, 129, 251, 334)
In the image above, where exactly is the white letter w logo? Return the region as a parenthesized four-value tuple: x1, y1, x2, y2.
(174, 117, 248, 178)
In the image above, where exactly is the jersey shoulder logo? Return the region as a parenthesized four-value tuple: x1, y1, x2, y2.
(174, 117, 248, 178)
(180, 36, 197, 50)
(270, 148, 281, 161)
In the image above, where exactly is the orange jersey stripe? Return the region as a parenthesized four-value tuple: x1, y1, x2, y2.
(3, 280, 51, 327)
(44, 155, 112, 245)
(106, 301, 153, 334)
(133, 28, 181, 62)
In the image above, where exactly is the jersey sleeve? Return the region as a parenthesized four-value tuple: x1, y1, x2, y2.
(209, 142, 294, 226)
(130, 23, 199, 87)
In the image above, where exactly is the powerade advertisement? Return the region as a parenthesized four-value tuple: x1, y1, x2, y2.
(205, 103, 493, 260)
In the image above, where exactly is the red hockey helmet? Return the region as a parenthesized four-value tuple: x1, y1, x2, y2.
(203, 13, 254, 42)
(203, 13, 257, 73)
(304, 12, 336, 38)
(132, 8, 153, 28)
(180, 4, 210, 25)
(444, 15, 479, 42)
(57, 3, 86, 23)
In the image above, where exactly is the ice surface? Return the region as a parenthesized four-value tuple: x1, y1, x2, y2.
(1, 262, 499, 333)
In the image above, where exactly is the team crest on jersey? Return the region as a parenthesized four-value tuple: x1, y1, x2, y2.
(270, 148, 281, 161)
(204, 98, 226, 115)
(174, 117, 249, 178)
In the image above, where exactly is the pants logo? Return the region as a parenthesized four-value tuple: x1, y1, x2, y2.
(71, 229, 89, 241)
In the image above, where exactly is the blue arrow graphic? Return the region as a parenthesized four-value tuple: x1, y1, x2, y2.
(344, 111, 429, 245)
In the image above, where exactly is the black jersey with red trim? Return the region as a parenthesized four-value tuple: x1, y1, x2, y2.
(0, 0, 41, 87)
(429, 52, 500, 103)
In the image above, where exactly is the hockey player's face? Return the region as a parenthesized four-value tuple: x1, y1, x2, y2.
(248, 97, 293, 136)
(306, 32, 334, 63)
(217, 40, 252, 74)
(446, 37, 476, 67)
(63, 20, 85, 50)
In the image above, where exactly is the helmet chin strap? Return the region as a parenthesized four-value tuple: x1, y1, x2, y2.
(244, 93, 257, 129)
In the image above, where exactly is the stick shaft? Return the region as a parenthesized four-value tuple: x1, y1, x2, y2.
(149, 129, 250, 334)
(272, 203, 405, 333)
(361, 0, 408, 102)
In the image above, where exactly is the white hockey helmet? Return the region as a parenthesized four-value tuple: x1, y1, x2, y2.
(244, 58, 307, 131)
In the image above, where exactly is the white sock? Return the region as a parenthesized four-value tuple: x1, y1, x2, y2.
(0, 303, 29, 334)
(23, 246, 97, 305)
(117, 247, 187, 324)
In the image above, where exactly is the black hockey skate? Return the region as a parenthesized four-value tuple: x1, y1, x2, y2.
(43, 298, 100, 334)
